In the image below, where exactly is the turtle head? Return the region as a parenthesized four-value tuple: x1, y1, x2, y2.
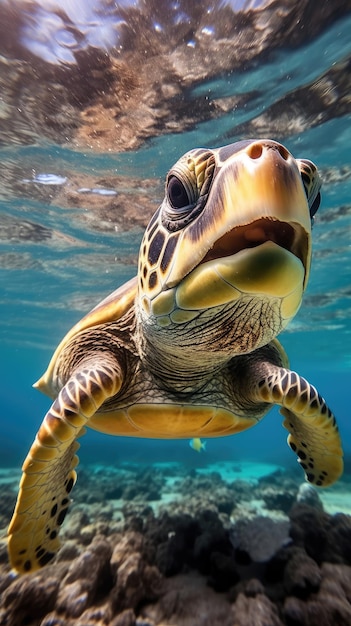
(137, 139, 321, 354)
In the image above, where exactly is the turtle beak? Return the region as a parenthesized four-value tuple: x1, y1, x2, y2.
(166, 140, 312, 289)
(216, 140, 312, 232)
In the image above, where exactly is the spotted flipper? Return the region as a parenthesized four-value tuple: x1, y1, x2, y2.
(255, 367, 343, 486)
(8, 362, 121, 574)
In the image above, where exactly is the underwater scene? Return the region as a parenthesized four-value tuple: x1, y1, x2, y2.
(1, 0, 351, 624)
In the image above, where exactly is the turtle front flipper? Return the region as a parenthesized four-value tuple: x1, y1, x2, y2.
(255, 366, 343, 486)
(7, 360, 121, 574)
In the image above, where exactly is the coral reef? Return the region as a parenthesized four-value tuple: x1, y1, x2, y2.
(1, 462, 351, 625)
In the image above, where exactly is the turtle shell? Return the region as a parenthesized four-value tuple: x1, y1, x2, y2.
(35, 276, 137, 398)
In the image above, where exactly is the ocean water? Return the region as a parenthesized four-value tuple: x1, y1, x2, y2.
(0, 0, 351, 523)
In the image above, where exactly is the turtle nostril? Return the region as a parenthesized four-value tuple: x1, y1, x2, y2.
(247, 143, 263, 159)
(247, 141, 290, 161)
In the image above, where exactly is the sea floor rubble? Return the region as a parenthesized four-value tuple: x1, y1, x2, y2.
(1, 462, 351, 625)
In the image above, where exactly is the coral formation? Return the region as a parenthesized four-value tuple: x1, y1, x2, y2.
(1, 463, 351, 625)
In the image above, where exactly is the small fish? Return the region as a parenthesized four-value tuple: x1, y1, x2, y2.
(22, 173, 68, 185)
(189, 438, 206, 453)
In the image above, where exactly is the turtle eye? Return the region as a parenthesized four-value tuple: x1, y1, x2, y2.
(167, 175, 191, 209)
(162, 148, 215, 232)
(309, 191, 321, 219)
(298, 158, 322, 224)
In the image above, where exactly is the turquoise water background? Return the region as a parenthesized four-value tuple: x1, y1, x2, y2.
(0, 4, 350, 486)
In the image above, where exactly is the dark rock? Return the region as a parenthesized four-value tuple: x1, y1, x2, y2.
(215, 487, 236, 515)
(146, 513, 200, 576)
(63, 509, 91, 540)
(63, 535, 112, 584)
(261, 487, 296, 514)
(56, 536, 113, 617)
(40, 615, 67, 626)
(289, 504, 351, 565)
(289, 503, 330, 562)
(144, 572, 235, 625)
(124, 514, 146, 534)
(234, 547, 252, 566)
(193, 509, 234, 573)
(110, 608, 136, 626)
(284, 548, 321, 598)
(121, 468, 165, 502)
(283, 562, 351, 625)
(229, 479, 253, 502)
(174, 472, 225, 497)
(326, 513, 351, 564)
(110, 553, 162, 613)
(265, 546, 294, 587)
(208, 551, 240, 592)
(283, 594, 351, 626)
(76, 603, 112, 624)
(257, 468, 298, 491)
(147, 508, 236, 583)
(56, 539, 81, 563)
(113, 552, 145, 610)
(229, 577, 270, 605)
(155, 535, 187, 577)
(56, 579, 93, 618)
(110, 532, 145, 578)
(0, 571, 17, 597)
(319, 562, 351, 603)
(105, 485, 124, 500)
(244, 578, 265, 597)
(233, 591, 284, 626)
(283, 596, 308, 625)
(173, 472, 237, 516)
(122, 504, 154, 532)
(109, 530, 162, 613)
(1, 573, 59, 625)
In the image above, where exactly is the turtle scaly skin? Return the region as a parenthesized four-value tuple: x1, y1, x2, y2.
(8, 139, 343, 574)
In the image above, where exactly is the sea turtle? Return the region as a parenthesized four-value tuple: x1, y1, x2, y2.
(8, 139, 343, 574)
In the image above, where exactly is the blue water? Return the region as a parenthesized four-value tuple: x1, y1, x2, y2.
(0, 2, 350, 494)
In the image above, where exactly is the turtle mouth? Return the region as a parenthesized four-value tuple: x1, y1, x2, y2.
(201, 218, 308, 270)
